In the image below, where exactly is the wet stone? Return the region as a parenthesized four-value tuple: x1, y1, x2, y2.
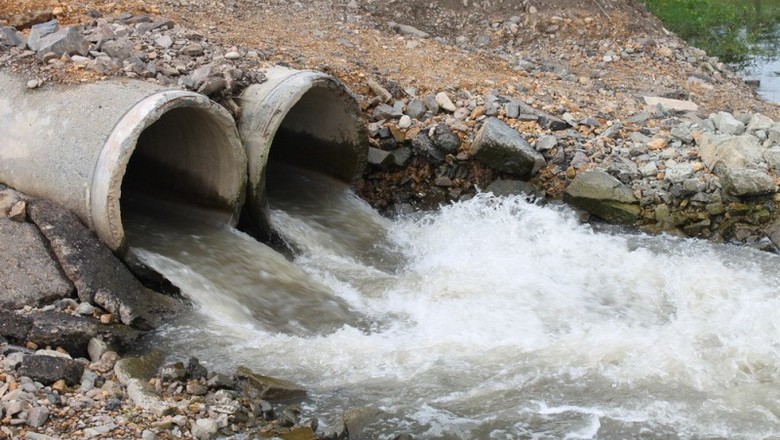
(18, 355, 84, 386)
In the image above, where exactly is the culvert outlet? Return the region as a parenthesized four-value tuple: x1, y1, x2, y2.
(236, 67, 368, 236)
(0, 71, 247, 252)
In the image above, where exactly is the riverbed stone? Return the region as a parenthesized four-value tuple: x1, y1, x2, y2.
(485, 179, 541, 198)
(563, 170, 640, 224)
(341, 406, 386, 440)
(18, 355, 84, 386)
(235, 366, 306, 402)
(430, 122, 460, 153)
(697, 134, 776, 196)
(27, 199, 179, 329)
(471, 117, 545, 178)
(27, 19, 58, 51)
(0, 219, 74, 309)
(26, 311, 139, 357)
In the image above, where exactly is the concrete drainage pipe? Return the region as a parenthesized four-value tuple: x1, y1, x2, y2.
(237, 67, 368, 236)
(0, 71, 247, 252)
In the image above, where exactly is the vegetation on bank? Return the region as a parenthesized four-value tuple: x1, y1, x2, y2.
(641, 0, 780, 66)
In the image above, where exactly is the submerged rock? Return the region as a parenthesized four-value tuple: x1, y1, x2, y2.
(564, 170, 640, 224)
(235, 366, 306, 402)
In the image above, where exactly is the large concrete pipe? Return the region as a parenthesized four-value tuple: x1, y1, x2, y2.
(237, 67, 367, 236)
(0, 71, 247, 252)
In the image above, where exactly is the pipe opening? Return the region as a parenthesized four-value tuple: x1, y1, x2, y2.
(237, 74, 367, 243)
(114, 100, 245, 251)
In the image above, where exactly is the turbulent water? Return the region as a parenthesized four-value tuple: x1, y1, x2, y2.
(127, 166, 780, 440)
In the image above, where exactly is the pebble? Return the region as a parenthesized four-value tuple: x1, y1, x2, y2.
(26, 79, 40, 89)
(224, 51, 241, 60)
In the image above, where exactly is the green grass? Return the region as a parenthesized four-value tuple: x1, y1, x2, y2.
(642, 0, 780, 66)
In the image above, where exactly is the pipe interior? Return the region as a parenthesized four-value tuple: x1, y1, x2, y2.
(121, 106, 241, 234)
(265, 86, 363, 193)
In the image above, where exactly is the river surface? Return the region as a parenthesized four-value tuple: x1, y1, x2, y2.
(127, 166, 780, 439)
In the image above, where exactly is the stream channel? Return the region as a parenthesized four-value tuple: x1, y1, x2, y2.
(125, 164, 780, 439)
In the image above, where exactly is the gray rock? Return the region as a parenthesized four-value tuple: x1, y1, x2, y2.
(664, 163, 695, 183)
(712, 111, 746, 135)
(342, 406, 386, 440)
(27, 310, 139, 358)
(435, 92, 457, 112)
(405, 99, 426, 120)
(26, 406, 49, 428)
(600, 123, 623, 139)
(670, 126, 694, 143)
(534, 135, 558, 151)
(391, 147, 412, 167)
(388, 22, 429, 38)
(100, 38, 136, 61)
(27, 19, 58, 51)
(423, 93, 440, 114)
(485, 179, 541, 198)
(471, 118, 545, 178)
(367, 147, 394, 169)
(1, 26, 25, 47)
(746, 113, 774, 133)
(28, 199, 178, 329)
(639, 162, 659, 177)
(88, 338, 109, 362)
(430, 123, 460, 153)
(563, 170, 640, 224)
(235, 366, 307, 402)
(513, 101, 569, 131)
(412, 133, 445, 164)
(714, 164, 777, 196)
(0, 219, 74, 309)
(504, 100, 520, 119)
(765, 146, 780, 172)
(19, 355, 84, 386)
(181, 42, 204, 57)
(643, 96, 699, 113)
(154, 35, 173, 49)
(570, 151, 589, 168)
(373, 103, 403, 120)
(36, 27, 89, 58)
(0, 309, 33, 343)
(767, 220, 780, 250)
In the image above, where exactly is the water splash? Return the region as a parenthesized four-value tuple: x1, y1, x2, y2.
(131, 172, 780, 439)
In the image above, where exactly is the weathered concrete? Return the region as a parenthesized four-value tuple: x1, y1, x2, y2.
(0, 71, 246, 252)
(28, 199, 179, 329)
(0, 219, 74, 309)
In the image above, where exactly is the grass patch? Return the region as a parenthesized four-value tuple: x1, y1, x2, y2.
(642, 0, 780, 66)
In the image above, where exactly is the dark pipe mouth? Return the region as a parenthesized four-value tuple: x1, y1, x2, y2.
(237, 70, 367, 244)
(93, 91, 246, 252)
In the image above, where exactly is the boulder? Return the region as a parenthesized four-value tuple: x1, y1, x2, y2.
(765, 146, 780, 172)
(18, 355, 84, 386)
(0, 219, 74, 309)
(746, 113, 774, 133)
(35, 26, 89, 58)
(28, 199, 179, 329)
(471, 117, 545, 178)
(713, 164, 777, 197)
(711, 111, 746, 135)
(341, 406, 386, 440)
(697, 134, 776, 196)
(27, 310, 140, 357)
(26, 19, 58, 51)
(0, 309, 33, 342)
(235, 366, 306, 402)
(563, 170, 640, 224)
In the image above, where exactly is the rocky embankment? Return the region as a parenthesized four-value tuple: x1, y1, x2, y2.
(1, 1, 780, 439)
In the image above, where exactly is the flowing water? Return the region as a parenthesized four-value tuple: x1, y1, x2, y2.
(127, 166, 780, 439)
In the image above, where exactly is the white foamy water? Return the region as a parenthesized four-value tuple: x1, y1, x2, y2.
(129, 170, 780, 439)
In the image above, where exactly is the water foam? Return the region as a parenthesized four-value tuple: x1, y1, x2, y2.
(136, 190, 780, 439)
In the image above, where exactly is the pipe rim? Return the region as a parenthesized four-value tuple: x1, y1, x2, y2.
(92, 90, 246, 252)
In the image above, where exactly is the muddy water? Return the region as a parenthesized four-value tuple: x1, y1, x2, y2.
(128, 166, 780, 439)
